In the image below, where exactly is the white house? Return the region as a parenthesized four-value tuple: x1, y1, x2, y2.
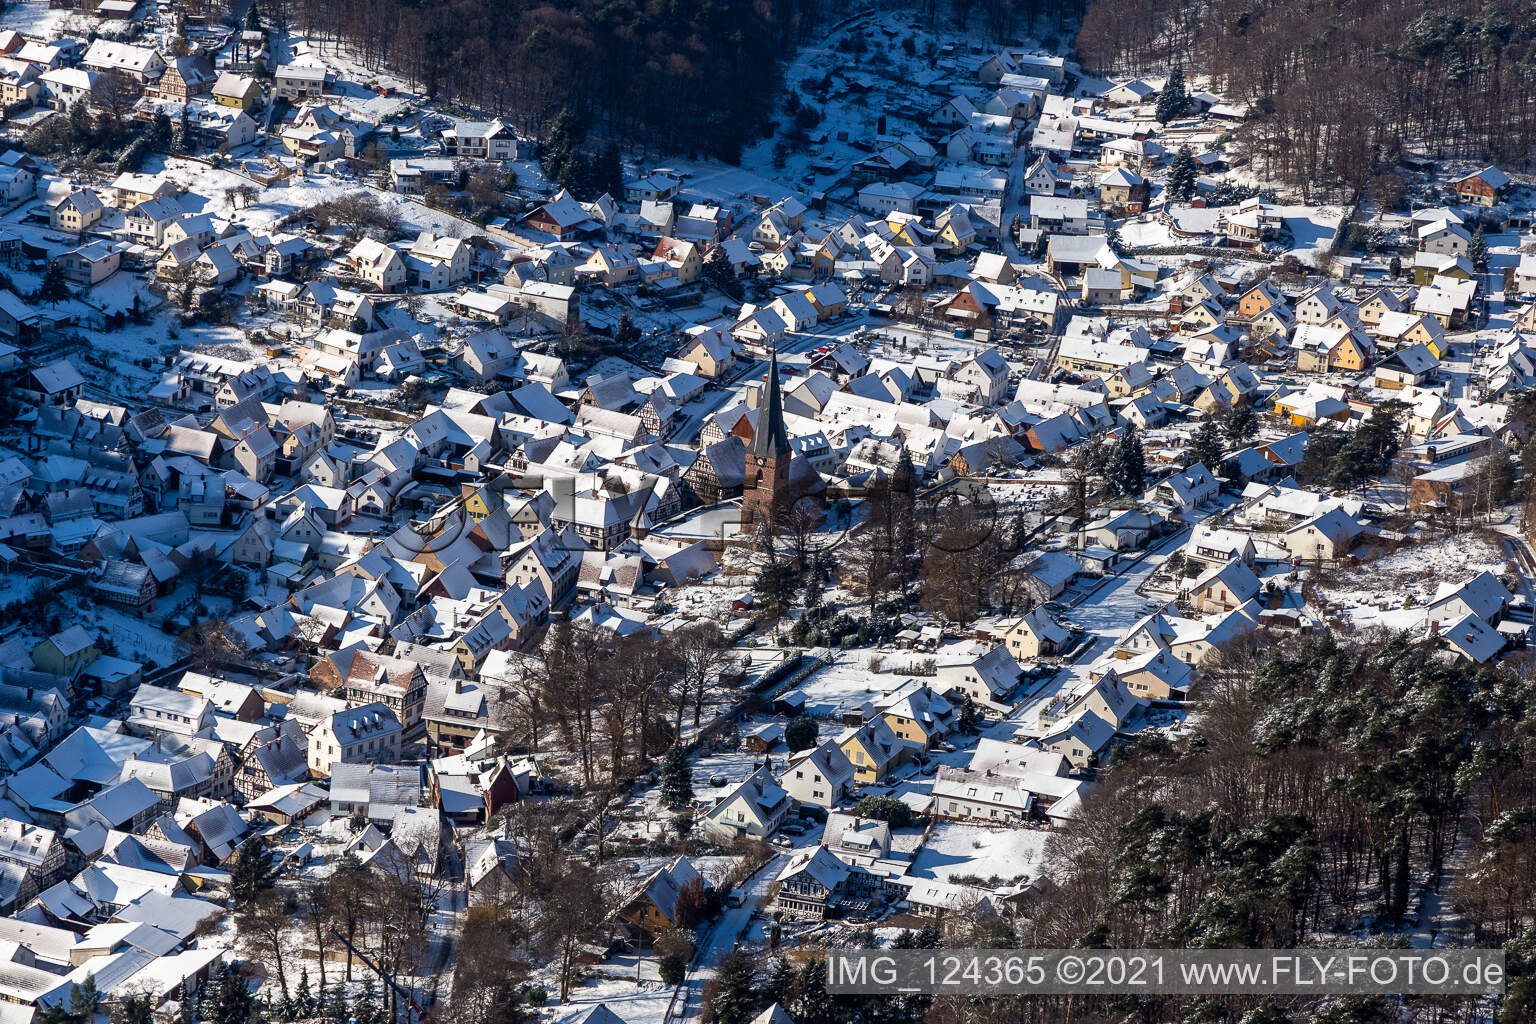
(307, 701, 403, 777)
(953, 348, 1010, 406)
(703, 764, 792, 840)
(776, 741, 856, 810)
(348, 238, 406, 291)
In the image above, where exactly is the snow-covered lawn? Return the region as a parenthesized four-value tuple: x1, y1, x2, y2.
(0, 572, 43, 606)
(1277, 205, 1348, 266)
(784, 653, 902, 715)
(910, 822, 1051, 887)
(2, 1, 79, 39)
(73, 602, 188, 667)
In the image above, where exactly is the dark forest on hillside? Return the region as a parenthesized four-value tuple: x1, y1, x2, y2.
(1077, 0, 1536, 198)
(283, 0, 823, 159)
(279, 0, 1085, 160)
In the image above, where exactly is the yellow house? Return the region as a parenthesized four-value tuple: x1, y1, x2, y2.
(49, 189, 102, 233)
(806, 283, 847, 319)
(1179, 299, 1223, 334)
(1399, 317, 1439, 348)
(876, 683, 956, 749)
(1273, 390, 1351, 427)
(1207, 368, 1256, 408)
(1100, 649, 1191, 700)
(653, 237, 701, 284)
(211, 72, 260, 112)
(677, 329, 735, 379)
(0, 71, 38, 107)
(1105, 361, 1155, 398)
(1001, 607, 1070, 660)
(1327, 333, 1372, 371)
(1356, 288, 1405, 326)
(886, 212, 926, 247)
(31, 626, 99, 676)
(1414, 251, 1472, 286)
(935, 208, 976, 254)
(837, 720, 916, 784)
(461, 485, 497, 522)
(581, 244, 637, 285)
(936, 220, 969, 254)
(1296, 323, 1373, 373)
(1372, 312, 1447, 357)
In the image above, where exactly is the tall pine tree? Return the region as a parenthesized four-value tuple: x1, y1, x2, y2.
(68, 976, 98, 1023)
(1155, 66, 1186, 123)
(1222, 398, 1258, 447)
(352, 979, 384, 1024)
(1166, 146, 1197, 202)
(709, 952, 758, 1024)
(229, 834, 278, 909)
(1469, 226, 1489, 273)
(1107, 423, 1147, 497)
(540, 109, 583, 190)
(1189, 417, 1224, 471)
(35, 261, 69, 307)
(658, 745, 693, 810)
(591, 143, 623, 197)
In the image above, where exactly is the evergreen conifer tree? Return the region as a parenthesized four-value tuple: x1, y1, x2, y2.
(68, 976, 98, 1023)
(229, 834, 278, 909)
(1222, 399, 1258, 447)
(710, 953, 758, 1024)
(658, 745, 693, 810)
(1189, 417, 1224, 470)
(1469, 226, 1489, 273)
(1108, 423, 1147, 496)
(957, 695, 980, 732)
(35, 261, 69, 307)
(1155, 66, 1186, 123)
(1167, 146, 1197, 202)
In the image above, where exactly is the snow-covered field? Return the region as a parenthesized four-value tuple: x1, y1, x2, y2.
(149, 157, 480, 240)
(3, 0, 77, 39)
(1313, 530, 1513, 631)
(910, 822, 1051, 886)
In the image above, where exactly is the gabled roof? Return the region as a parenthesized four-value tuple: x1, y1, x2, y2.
(781, 740, 856, 790)
(776, 844, 850, 891)
(1430, 612, 1503, 663)
(1428, 570, 1508, 621)
(1189, 558, 1261, 601)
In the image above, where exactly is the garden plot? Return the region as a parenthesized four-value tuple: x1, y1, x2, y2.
(782, 653, 923, 717)
(1311, 530, 1514, 631)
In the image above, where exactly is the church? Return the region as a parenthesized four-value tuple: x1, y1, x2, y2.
(741, 348, 794, 529)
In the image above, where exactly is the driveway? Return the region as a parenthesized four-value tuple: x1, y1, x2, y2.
(673, 852, 788, 1022)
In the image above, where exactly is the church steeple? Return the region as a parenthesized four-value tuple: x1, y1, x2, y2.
(741, 347, 793, 531)
(750, 347, 792, 460)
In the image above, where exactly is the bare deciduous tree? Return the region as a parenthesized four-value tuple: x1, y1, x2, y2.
(673, 621, 730, 730)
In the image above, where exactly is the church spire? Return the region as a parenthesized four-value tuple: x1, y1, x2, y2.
(751, 347, 792, 460)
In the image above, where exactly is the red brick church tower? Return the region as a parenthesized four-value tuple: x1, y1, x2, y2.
(741, 348, 793, 531)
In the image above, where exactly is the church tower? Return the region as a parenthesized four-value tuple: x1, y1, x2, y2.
(741, 348, 792, 530)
